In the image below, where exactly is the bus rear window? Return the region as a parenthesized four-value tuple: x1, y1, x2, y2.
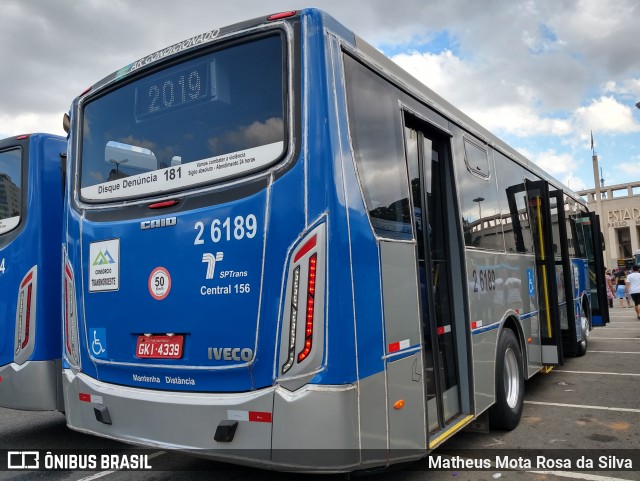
(0, 148, 22, 234)
(80, 34, 286, 202)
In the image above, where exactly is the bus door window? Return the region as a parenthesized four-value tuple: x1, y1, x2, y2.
(525, 180, 562, 365)
(404, 119, 459, 431)
(549, 191, 574, 337)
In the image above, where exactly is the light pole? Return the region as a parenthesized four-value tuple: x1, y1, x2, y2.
(109, 158, 128, 173)
(473, 197, 484, 220)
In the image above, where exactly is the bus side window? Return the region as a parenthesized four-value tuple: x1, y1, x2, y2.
(343, 55, 412, 240)
(456, 139, 503, 251)
(564, 195, 578, 258)
(0, 148, 22, 235)
(495, 152, 533, 253)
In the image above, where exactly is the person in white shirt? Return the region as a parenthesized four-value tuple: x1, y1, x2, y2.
(625, 265, 640, 319)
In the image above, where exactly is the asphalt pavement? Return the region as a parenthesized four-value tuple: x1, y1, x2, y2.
(0, 306, 638, 480)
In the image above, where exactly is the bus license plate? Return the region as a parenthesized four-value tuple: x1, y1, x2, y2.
(136, 335, 184, 359)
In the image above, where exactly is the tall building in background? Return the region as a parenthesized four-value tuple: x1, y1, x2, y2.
(0, 173, 21, 219)
(578, 181, 640, 269)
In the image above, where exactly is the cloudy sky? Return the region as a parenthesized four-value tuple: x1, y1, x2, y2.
(1, 0, 639, 191)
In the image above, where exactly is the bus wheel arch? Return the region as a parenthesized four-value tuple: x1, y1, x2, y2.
(489, 322, 525, 431)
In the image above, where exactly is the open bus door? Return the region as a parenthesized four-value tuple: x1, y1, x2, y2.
(585, 212, 610, 327)
(401, 115, 473, 449)
(524, 179, 563, 366)
(550, 191, 585, 357)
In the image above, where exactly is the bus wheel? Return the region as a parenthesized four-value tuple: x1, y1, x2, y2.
(576, 336, 588, 357)
(575, 312, 589, 357)
(575, 301, 589, 357)
(489, 329, 524, 431)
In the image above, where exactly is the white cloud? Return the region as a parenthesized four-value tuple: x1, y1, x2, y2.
(0, 0, 637, 192)
(563, 175, 589, 192)
(603, 79, 640, 97)
(473, 106, 573, 137)
(517, 147, 580, 177)
(390, 49, 471, 102)
(533, 150, 580, 176)
(391, 50, 576, 138)
(0, 112, 65, 138)
(514, 146, 586, 189)
(619, 161, 640, 176)
(574, 96, 640, 134)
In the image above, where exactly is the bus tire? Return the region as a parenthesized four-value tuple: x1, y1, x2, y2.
(576, 337, 587, 357)
(489, 329, 524, 431)
(575, 304, 589, 357)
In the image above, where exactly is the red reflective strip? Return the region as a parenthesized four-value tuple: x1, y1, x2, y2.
(267, 11, 296, 21)
(64, 279, 74, 356)
(65, 264, 73, 280)
(22, 284, 32, 349)
(20, 272, 33, 289)
(248, 411, 272, 423)
(293, 235, 317, 263)
(297, 254, 317, 363)
(16, 134, 29, 140)
(437, 326, 445, 336)
(148, 200, 179, 209)
(79, 393, 91, 402)
(0, 376, 3, 383)
(388, 342, 400, 353)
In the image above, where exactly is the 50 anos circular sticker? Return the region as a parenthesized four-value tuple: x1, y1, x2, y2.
(149, 267, 171, 300)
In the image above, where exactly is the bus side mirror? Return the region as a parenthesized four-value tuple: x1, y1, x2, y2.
(63, 113, 70, 134)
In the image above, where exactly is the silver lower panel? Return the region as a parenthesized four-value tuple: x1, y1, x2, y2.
(0, 359, 63, 411)
(63, 370, 369, 471)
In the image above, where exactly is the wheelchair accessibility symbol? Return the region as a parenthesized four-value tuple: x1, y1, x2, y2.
(527, 269, 535, 297)
(90, 328, 107, 358)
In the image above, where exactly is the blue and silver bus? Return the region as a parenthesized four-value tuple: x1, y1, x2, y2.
(0, 133, 66, 411)
(61, 9, 608, 471)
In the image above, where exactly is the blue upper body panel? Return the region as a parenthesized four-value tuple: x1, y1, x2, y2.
(63, 9, 384, 392)
(0, 134, 66, 365)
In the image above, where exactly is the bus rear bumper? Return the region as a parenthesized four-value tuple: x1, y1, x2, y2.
(62, 369, 361, 471)
(0, 359, 63, 411)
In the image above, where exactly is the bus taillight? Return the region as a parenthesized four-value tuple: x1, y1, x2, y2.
(297, 254, 317, 363)
(14, 266, 37, 364)
(279, 223, 326, 379)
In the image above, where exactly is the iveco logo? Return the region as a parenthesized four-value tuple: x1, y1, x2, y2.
(208, 347, 253, 362)
(141, 217, 177, 230)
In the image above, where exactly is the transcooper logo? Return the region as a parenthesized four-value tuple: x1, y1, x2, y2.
(92, 249, 115, 266)
(89, 239, 120, 292)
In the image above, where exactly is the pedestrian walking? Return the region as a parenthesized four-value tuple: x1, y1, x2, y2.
(605, 269, 615, 308)
(625, 265, 640, 319)
(615, 268, 628, 308)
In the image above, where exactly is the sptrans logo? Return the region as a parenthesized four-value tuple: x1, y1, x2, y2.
(202, 252, 224, 279)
